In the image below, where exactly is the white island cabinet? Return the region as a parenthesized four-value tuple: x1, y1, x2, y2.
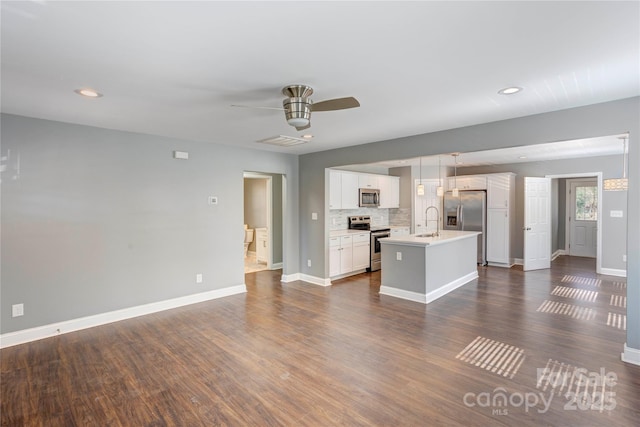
(379, 230, 480, 304)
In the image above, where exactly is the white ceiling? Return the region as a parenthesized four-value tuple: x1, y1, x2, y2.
(1, 1, 639, 156)
(368, 134, 629, 168)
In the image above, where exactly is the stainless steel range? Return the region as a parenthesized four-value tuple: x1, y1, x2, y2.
(348, 215, 391, 272)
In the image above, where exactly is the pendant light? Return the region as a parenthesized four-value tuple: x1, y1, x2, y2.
(436, 155, 444, 197)
(603, 134, 629, 191)
(416, 156, 425, 196)
(451, 153, 460, 197)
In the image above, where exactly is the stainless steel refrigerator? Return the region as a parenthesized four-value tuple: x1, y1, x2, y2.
(443, 190, 487, 265)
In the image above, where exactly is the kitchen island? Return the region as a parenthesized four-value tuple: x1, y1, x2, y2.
(379, 230, 481, 304)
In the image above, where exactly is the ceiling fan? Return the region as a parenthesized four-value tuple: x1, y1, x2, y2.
(232, 84, 360, 131)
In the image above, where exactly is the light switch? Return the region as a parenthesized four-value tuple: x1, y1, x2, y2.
(311, 212, 318, 220)
(396, 252, 402, 261)
(610, 210, 624, 218)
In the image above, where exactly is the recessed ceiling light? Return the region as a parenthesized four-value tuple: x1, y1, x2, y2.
(301, 134, 313, 139)
(498, 86, 523, 95)
(519, 156, 527, 159)
(74, 88, 103, 98)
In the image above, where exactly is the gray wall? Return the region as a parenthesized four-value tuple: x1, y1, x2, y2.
(1, 114, 299, 333)
(457, 156, 625, 269)
(301, 97, 639, 350)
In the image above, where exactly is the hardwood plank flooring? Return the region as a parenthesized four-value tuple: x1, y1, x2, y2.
(2, 256, 639, 426)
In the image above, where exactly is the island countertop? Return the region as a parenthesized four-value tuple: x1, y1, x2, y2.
(380, 230, 480, 247)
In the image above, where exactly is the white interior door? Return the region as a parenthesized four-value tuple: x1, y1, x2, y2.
(524, 177, 551, 271)
(568, 179, 597, 258)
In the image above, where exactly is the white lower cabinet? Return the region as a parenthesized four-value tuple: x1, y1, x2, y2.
(486, 209, 509, 264)
(330, 232, 370, 277)
(352, 233, 371, 270)
(256, 228, 268, 263)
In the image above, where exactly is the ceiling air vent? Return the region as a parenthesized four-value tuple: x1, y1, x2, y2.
(256, 135, 310, 147)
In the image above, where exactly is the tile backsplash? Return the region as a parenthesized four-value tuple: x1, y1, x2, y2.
(330, 208, 410, 230)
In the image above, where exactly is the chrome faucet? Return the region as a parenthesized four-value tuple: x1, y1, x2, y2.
(425, 206, 440, 237)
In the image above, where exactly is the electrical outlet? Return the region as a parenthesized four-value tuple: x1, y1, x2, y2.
(12, 303, 24, 317)
(396, 252, 402, 261)
(208, 196, 218, 205)
(307, 259, 312, 267)
(623, 255, 627, 262)
(196, 273, 203, 283)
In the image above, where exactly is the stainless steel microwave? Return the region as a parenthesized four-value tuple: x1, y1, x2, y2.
(359, 188, 380, 207)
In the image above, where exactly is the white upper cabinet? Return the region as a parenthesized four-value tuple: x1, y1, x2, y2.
(329, 170, 359, 210)
(341, 172, 359, 209)
(378, 175, 400, 208)
(487, 173, 514, 209)
(447, 175, 487, 191)
(329, 170, 342, 210)
(329, 170, 398, 210)
(358, 173, 379, 189)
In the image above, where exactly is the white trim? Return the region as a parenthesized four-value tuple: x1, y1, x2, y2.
(551, 250, 566, 261)
(299, 274, 332, 286)
(380, 271, 478, 305)
(546, 172, 603, 274)
(271, 262, 283, 270)
(425, 271, 478, 304)
(280, 273, 332, 287)
(622, 343, 640, 366)
(379, 286, 426, 303)
(280, 273, 299, 282)
(600, 268, 627, 278)
(0, 285, 247, 349)
(490, 260, 517, 268)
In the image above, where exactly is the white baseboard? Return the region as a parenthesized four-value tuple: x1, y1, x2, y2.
(551, 250, 566, 261)
(487, 262, 514, 268)
(379, 286, 426, 303)
(380, 271, 478, 305)
(271, 262, 283, 270)
(280, 273, 332, 287)
(0, 284, 247, 349)
(600, 268, 627, 278)
(622, 343, 640, 366)
(425, 271, 478, 304)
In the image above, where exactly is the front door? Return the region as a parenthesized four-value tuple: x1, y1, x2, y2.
(568, 179, 597, 258)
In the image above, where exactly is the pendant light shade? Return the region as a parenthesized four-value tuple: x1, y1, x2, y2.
(416, 156, 425, 195)
(604, 135, 629, 191)
(436, 155, 444, 197)
(451, 153, 460, 197)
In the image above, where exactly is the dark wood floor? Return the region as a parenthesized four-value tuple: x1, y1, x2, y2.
(2, 256, 639, 426)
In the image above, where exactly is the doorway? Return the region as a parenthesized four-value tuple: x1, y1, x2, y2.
(243, 172, 285, 274)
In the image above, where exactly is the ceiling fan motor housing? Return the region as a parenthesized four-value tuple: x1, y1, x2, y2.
(283, 97, 312, 127)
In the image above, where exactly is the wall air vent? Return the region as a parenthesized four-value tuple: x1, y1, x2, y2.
(256, 135, 310, 147)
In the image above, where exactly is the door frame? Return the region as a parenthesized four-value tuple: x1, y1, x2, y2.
(546, 172, 603, 274)
(566, 177, 598, 258)
(244, 172, 273, 270)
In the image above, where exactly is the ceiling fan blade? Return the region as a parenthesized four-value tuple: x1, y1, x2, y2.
(311, 97, 360, 112)
(295, 123, 311, 131)
(230, 104, 284, 111)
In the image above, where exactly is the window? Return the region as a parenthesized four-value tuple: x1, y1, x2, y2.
(575, 185, 597, 221)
